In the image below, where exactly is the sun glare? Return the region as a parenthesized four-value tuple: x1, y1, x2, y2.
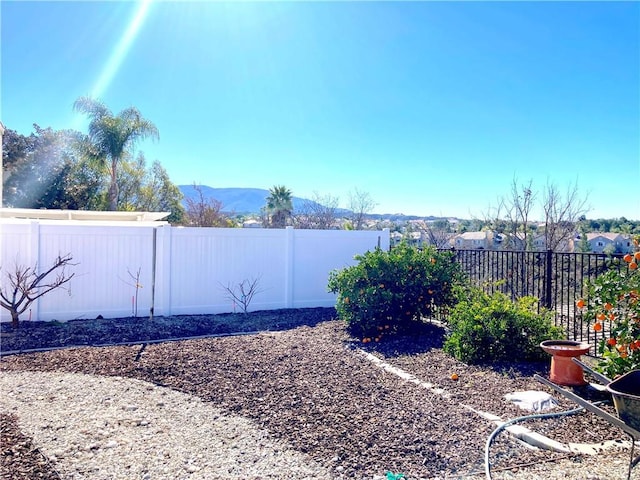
(91, 0, 154, 100)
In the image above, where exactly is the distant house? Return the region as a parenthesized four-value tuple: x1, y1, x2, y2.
(390, 231, 423, 247)
(242, 219, 263, 228)
(450, 231, 493, 250)
(585, 233, 634, 254)
(501, 232, 527, 251)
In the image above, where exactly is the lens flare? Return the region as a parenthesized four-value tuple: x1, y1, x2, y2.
(91, 0, 154, 100)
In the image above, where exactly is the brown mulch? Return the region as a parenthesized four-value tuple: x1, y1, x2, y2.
(1, 413, 61, 480)
(0, 308, 631, 479)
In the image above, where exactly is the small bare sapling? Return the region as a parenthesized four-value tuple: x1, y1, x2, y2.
(120, 267, 143, 317)
(0, 254, 77, 328)
(220, 276, 263, 314)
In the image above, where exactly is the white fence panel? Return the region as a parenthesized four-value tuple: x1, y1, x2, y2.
(164, 227, 289, 315)
(1, 220, 389, 322)
(291, 229, 389, 308)
(35, 224, 153, 321)
(0, 222, 37, 322)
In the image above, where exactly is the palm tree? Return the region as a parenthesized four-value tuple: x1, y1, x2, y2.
(73, 96, 159, 211)
(266, 185, 293, 228)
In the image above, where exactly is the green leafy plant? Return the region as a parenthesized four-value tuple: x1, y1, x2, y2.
(577, 237, 640, 378)
(443, 288, 564, 364)
(327, 243, 464, 339)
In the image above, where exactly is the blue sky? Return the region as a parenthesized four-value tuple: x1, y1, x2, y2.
(2, 1, 639, 220)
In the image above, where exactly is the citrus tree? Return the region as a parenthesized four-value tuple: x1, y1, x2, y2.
(328, 243, 464, 340)
(577, 236, 640, 378)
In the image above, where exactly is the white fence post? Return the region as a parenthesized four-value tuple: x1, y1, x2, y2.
(29, 221, 41, 322)
(285, 226, 294, 308)
(154, 224, 172, 317)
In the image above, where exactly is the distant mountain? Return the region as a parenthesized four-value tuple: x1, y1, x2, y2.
(178, 186, 321, 214)
(178, 185, 457, 221)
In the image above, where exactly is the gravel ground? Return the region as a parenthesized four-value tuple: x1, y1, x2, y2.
(0, 308, 637, 479)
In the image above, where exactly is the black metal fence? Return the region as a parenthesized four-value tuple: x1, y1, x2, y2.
(441, 248, 625, 349)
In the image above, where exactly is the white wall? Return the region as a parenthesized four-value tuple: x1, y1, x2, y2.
(0, 220, 389, 322)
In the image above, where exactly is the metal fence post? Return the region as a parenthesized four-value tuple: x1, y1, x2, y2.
(544, 249, 553, 309)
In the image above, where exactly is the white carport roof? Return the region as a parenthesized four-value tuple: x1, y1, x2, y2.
(0, 208, 170, 223)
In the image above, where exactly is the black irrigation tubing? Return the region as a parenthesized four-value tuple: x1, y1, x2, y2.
(0, 330, 265, 358)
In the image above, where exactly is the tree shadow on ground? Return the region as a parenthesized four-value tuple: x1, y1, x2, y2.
(487, 360, 550, 379)
(346, 321, 446, 358)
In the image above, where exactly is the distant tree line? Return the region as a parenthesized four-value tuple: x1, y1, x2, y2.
(2, 97, 379, 230)
(3, 97, 186, 223)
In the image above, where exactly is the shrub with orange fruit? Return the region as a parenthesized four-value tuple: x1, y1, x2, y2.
(576, 235, 640, 378)
(328, 242, 464, 339)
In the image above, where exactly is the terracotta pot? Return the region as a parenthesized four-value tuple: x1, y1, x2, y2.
(540, 340, 591, 386)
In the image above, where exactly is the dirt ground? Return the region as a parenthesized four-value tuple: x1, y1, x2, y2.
(0, 308, 633, 479)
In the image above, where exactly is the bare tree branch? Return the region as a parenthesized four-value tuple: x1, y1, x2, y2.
(348, 188, 377, 230)
(543, 179, 590, 251)
(184, 183, 234, 227)
(0, 254, 77, 327)
(293, 192, 340, 229)
(219, 277, 264, 314)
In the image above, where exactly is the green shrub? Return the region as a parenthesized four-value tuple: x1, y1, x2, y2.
(327, 243, 464, 339)
(443, 288, 564, 364)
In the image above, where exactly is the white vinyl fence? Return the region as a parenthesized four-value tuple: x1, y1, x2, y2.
(0, 220, 389, 322)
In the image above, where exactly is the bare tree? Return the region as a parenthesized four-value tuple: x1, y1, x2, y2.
(480, 178, 536, 250)
(184, 183, 234, 227)
(220, 277, 264, 314)
(542, 180, 590, 252)
(478, 201, 506, 248)
(415, 219, 453, 248)
(0, 254, 77, 327)
(503, 178, 536, 250)
(348, 188, 377, 230)
(293, 192, 340, 230)
(120, 267, 143, 317)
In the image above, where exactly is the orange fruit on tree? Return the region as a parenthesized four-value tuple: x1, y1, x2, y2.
(634, 251, 640, 261)
(604, 302, 613, 311)
(576, 299, 586, 309)
(593, 322, 603, 332)
(608, 313, 616, 321)
(607, 337, 617, 346)
(624, 254, 633, 263)
(596, 313, 606, 321)
(630, 262, 638, 270)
